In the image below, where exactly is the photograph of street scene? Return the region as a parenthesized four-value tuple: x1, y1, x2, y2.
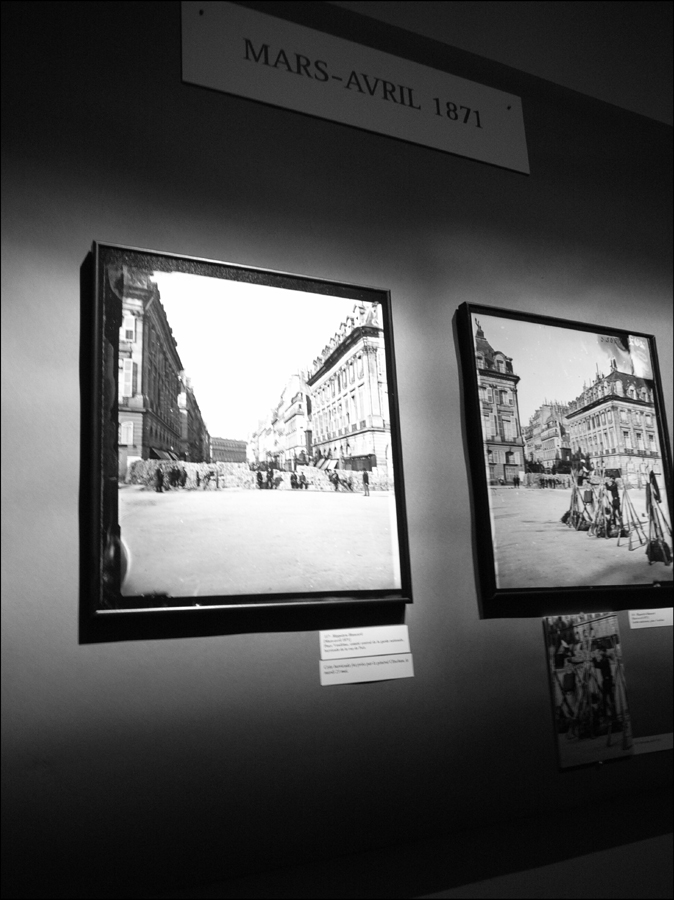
(544, 613, 632, 769)
(112, 263, 404, 603)
(470, 312, 672, 590)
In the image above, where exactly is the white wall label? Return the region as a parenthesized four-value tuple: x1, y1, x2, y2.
(320, 654, 414, 686)
(319, 626, 413, 684)
(628, 608, 673, 629)
(320, 625, 411, 660)
(181, 2, 529, 174)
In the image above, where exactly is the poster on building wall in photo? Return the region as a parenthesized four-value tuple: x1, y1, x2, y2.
(543, 613, 633, 769)
(80, 243, 412, 621)
(456, 303, 673, 618)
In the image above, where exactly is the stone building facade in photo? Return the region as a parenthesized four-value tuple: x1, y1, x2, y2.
(473, 321, 526, 484)
(307, 302, 392, 473)
(114, 267, 209, 476)
(179, 377, 210, 463)
(564, 360, 663, 485)
(523, 402, 571, 472)
(210, 436, 247, 463)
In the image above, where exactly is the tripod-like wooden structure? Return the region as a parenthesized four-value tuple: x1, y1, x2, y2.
(646, 480, 673, 565)
(617, 486, 648, 550)
(563, 472, 594, 531)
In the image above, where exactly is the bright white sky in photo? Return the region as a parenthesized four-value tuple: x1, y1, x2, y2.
(153, 271, 358, 439)
(473, 313, 653, 424)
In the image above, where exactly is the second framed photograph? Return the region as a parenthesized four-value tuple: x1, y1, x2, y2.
(457, 302, 673, 617)
(80, 243, 412, 623)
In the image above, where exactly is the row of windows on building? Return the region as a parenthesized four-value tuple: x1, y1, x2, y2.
(482, 414, 518, 441)
(312, 349, 382, 408)
(479, 385, 514, 406)
(119, 356, 179, 432)
(312, 345, 387, 438)
(569, 427, 657, 455)
(122, 313, 170, 363)
(487, 449, 522, 466)
(575, 408, 655, 431)
(119, 419, 177, 450)
(476, 353, 511, 374)
(569, 380, 653, 409)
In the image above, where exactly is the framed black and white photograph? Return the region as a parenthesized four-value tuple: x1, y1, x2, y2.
(80, 243, 412, 624)
(457, 303, 673, 617)
(543, 613, 633, 769)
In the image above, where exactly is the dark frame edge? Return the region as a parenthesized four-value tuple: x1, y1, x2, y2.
(79, 246, 102, 639)
(380, 288, 414, 604)
(455, 302, 495, 618)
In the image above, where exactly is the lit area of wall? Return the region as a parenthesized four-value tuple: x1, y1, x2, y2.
(1, 2, 671, 898)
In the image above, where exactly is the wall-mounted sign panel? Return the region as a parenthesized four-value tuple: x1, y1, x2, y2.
(181, 1, 529, 174)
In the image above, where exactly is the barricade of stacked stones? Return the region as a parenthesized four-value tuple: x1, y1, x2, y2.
(128, 460, 255, 490)
(288, 466, 392, 492)
(127, 460, 392, 492)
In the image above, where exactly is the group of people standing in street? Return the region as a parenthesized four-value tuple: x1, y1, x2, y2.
(153, 465, 187, 492)
(289, 472, 309, 489)
(256, 469, 283, 490)
(327, 470, 371, 494)
(252, 466, 372, 494)
(328, 470, 353, 491)
(538, 474, 571, 488)
(152, 465, 227, 492)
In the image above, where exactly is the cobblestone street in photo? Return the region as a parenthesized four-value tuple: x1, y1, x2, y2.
(489, 486, 672, 588)
(119, 486, 398, 598)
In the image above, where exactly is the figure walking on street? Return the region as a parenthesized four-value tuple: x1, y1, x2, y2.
(362, 470, 370, 496)
(605, 476, 622, 532)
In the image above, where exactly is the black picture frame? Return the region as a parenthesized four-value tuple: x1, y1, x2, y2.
(456, 302, 673, 618)
(80, 243, 412, 637)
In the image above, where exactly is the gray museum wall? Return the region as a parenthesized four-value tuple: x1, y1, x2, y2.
(2, 2, 672, 898)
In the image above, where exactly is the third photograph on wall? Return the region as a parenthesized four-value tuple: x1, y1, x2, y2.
(457, 303, 673, 615)
(543, 612, 633, 769)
